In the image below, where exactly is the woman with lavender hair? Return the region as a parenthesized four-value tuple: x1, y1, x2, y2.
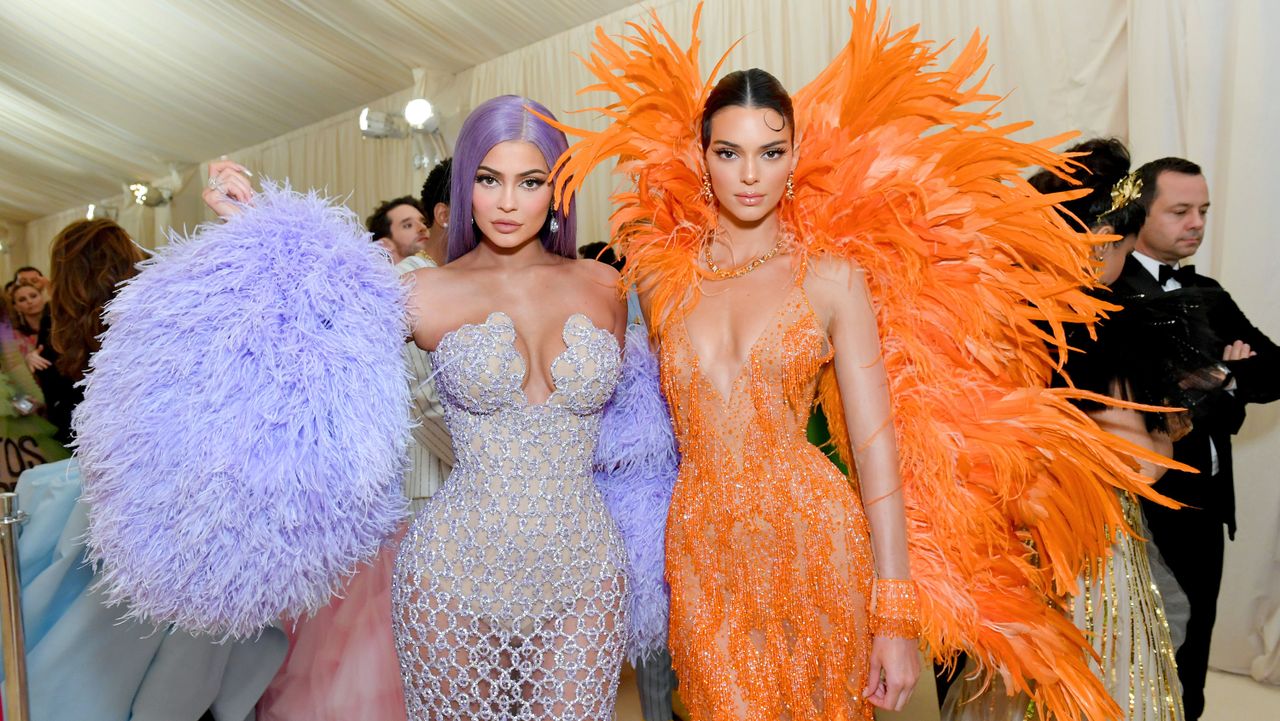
(199, 94, 677, 719)
(389, 94, 637, 720)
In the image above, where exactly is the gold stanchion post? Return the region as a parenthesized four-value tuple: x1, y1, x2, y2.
(0, 491, 29, 721)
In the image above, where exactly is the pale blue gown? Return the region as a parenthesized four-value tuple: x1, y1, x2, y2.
(3, 459, 288, 721)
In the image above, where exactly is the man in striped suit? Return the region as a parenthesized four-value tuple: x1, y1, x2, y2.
(367, 163, 455, 510)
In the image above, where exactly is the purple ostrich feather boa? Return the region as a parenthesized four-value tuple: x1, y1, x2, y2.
(74, 183, 410, 639)
(594, 324, 678, 663)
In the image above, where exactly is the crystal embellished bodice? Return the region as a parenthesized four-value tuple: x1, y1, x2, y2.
(394, 311, 628, 620)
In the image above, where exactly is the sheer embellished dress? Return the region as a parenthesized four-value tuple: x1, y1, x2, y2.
(658, 276, 876, 721)
(392, 312, 630, 720)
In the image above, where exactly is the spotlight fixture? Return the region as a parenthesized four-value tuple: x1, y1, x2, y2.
(358, 99, 451, 170)
(404, 99, 437, 132)
(358, 107, 408, 139)
(129, 182, 172, 207)
(85, 203, 118, 220)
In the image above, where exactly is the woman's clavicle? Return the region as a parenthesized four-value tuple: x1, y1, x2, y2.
(682, 261, 800, 403)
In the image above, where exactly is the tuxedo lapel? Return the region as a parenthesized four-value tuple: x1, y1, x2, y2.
(1112, 253, 1165, 296)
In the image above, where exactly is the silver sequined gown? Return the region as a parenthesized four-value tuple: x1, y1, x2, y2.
(392, 311, 630, 720)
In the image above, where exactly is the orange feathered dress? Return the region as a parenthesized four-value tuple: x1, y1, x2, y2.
(660, 276, 875, 721)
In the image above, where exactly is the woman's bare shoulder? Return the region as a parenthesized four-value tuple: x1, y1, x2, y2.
(569, 256, 622, 285)
(805, 253, 865, 288)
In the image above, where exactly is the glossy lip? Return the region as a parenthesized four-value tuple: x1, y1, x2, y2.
(736, 193, 765, 206)
(490, 220, 522, 233)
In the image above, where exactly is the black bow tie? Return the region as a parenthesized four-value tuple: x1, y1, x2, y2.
(1157, 263, 1196, 286)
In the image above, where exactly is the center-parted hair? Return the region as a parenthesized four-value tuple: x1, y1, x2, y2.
(700, 69, 795, 150)
(447, 95, 576, 262)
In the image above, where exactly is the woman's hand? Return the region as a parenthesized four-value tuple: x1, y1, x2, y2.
(25, 345, 50, 373)
(864, 635, 920, 711)
(202, 160, 255, 218)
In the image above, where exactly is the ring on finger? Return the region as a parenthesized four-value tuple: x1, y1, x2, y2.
(208, 176, 226, 193)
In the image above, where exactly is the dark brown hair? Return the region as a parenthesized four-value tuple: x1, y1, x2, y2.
(366, 196, 422, 240)
(49, 219, 143, 380)
(1134, 156, 1202, 213)
(700, 68, 795, 150)
(419, 158, 452, 228)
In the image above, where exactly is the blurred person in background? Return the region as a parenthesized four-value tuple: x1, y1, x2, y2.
(367, 196, 428, 265)
(12, 265, 50, 296)
(419, 157, 452, 266)
(578, 240, 625, 271)
(11, 280, 52, 373)
(0, 284, 66, 487)
(37, 220, 143, 444)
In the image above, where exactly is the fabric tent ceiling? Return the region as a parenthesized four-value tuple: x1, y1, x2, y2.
(0, 0, 640, 223)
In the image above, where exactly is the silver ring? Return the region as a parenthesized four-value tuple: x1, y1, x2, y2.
(208, 176, 226, 193)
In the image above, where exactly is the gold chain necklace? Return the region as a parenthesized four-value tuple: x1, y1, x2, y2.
(703, 234, 788, 279)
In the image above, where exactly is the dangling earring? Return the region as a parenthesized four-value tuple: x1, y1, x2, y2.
(548, 211, 560, 235)
(701, 174, 714, 203)
(785, 173, 796, 201)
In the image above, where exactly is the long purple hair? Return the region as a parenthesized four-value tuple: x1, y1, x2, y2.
(447, 95, 577, 261)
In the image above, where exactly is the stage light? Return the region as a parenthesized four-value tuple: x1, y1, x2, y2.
(85, 204, 117, 220)
(404, 99, 437, 132)
(128, 182, 171, 207)
(358, 107, 407, 139)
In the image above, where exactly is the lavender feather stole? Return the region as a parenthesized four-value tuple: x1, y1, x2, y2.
(594, 324, 678, 663)
(74, 184, 410, 639)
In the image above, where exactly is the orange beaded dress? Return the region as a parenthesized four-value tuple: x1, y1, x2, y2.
(659, 276, 875, 720)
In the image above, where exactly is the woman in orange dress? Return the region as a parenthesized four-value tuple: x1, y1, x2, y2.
(550, 5, 1181, 720)
(649, 69, 920, 720)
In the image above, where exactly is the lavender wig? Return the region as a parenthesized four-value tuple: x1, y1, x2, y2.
(447, 95, 577, 261)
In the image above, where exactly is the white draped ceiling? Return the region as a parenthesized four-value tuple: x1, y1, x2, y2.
(0, 0, 640, 224)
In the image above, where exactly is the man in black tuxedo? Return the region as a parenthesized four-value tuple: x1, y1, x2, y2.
(1110, 157, 1280, 718)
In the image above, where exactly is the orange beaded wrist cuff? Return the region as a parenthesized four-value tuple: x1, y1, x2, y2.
(871, 578, 921, 639)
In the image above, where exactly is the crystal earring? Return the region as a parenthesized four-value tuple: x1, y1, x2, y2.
(548, 213, 560, 234)
(702, 174, 714, 202)
(786, 173, 796, 201)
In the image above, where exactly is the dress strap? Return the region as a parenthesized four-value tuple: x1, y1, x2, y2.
(792, 252, 810, 287)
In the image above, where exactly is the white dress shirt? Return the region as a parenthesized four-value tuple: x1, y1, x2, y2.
(1131, 250, 1184, 292)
